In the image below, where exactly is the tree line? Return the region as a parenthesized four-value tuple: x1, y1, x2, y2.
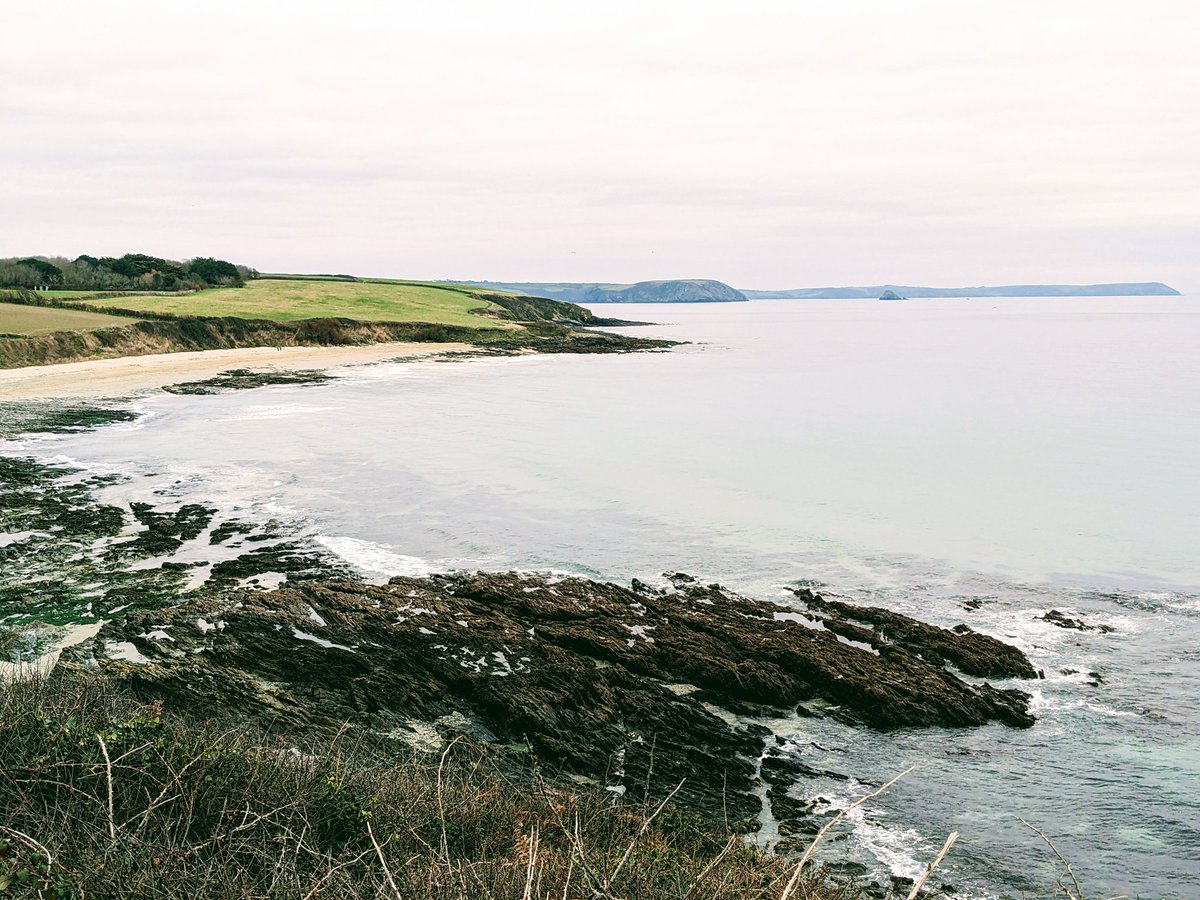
(0, 253, 257, 291)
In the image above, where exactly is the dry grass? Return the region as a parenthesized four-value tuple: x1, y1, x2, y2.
(0, 671, 856, 899)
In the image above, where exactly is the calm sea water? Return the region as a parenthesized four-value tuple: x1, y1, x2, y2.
(11, 297, 1200, 897)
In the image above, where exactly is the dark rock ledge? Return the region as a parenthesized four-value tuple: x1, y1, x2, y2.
(70, 571, 1035, 826)
(1038, 608, 1115, 633)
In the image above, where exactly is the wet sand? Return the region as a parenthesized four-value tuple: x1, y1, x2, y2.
(0, 342, 473, 401)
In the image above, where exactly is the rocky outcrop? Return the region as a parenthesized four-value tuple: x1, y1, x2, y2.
(1038, 609, 1114, 633)
(73, 572, 1035, 825)
(476, 292, 644, 327)
(162, 368, 333, 394)
(797, 588, 1040, 680)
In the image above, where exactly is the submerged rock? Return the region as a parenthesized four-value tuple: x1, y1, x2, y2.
(73, 571, 1036, 822)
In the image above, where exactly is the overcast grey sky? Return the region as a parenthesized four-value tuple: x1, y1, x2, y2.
(3, 0, 1197, 290)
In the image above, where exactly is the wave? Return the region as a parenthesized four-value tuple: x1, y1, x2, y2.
(313, 534, 439, 580)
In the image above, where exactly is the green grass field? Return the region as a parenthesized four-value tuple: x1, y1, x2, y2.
(0, 301, 138, 336)
(62, 278, 511, 329)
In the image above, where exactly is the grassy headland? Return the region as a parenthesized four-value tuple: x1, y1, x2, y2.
(0, 273, 668, 370)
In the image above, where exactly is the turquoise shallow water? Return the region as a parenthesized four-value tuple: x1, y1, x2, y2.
(7, 297, 1199, 897)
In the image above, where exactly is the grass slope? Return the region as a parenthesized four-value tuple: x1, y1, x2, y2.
(0, 672, 849, 900)
(0, 302, 139, 336)
(59, 279, 508, 329)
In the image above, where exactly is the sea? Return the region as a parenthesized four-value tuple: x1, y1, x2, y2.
(5, 296, 1198, 898)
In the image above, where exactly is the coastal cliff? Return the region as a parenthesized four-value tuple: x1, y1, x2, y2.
(0, 291, 669, 369)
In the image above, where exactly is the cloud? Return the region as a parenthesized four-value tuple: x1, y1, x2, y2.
(2, 0, 1197, 290)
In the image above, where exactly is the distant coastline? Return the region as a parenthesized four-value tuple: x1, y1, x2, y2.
(741, 282, 1181, 299)
(451, 278, 1181, 303)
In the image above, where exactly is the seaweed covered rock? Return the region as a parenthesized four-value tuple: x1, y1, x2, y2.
(795, 587, 1039, 680)
(74, 572, 1036, 823)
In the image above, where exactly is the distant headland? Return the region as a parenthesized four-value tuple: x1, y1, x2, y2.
(451, 279, 748, 303)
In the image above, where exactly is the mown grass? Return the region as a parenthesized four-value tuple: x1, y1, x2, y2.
(0, 671, 851, 900)
(56, 279, 510, 330)
(0, 302, 140, 337)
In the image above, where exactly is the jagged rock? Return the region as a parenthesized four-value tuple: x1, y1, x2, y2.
(760, 752, 848, 785)
(72, 571, 1036, 822)
(827, 861, 869, 877)
(1061, 667, 1105, 686)
(768, 788, 819, 826)
(796, 588, 1039, 681)
(1039, 609, 1114, 633)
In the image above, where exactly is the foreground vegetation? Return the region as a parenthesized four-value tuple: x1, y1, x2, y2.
(0, 671, 849, 899)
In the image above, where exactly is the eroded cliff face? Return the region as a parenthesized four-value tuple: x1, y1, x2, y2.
(71, 571, 1035, 831)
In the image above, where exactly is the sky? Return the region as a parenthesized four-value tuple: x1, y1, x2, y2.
(2, 0, 1197, 291)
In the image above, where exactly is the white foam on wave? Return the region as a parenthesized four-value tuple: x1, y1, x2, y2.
(809, 783, 926, 881)
(842, 805, 925, 881)
(1026, 688, 1076, 715)
(107, 405, 158, 431)
(1135, 590, 1200, 615)
(213, 404, 332, 423)
(334, 362, 424, 382)
(1026, 687, 1137, 721)
(43, 453, 87, 469)
(314, 534, 438, 579)
(259, 501, 302, 519)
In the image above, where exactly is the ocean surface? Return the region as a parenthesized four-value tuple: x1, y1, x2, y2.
(7, 297, 1199, 897)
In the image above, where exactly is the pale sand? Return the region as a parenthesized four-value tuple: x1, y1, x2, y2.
(0, 342, 473, 401)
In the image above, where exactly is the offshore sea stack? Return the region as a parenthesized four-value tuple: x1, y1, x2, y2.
(72, 571, 1036, 826)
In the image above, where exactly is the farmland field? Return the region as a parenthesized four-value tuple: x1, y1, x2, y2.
(0, 302, 139, 336)
(61, 279, 511, 329)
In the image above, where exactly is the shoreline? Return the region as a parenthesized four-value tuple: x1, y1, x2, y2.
(0, 341, 473, 401)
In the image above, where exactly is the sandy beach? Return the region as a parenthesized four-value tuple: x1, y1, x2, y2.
(0, 342, 473, 401)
